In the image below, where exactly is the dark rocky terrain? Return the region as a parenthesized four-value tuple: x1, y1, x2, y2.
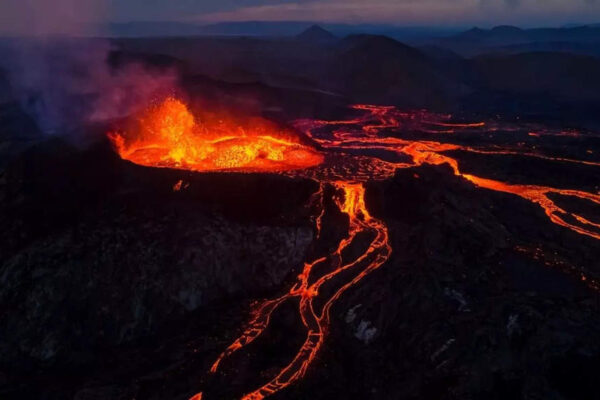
(1, 27, 599, 400)
(108, 27, 600, 121)
(0, 138, 317, 399)
(1, 138, 598, 400)
(432, 25, 600, 57)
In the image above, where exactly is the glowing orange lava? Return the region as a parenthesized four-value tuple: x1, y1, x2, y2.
(205, 182, 391, 400)
(190, 103, 599, 400)
(108, 97, 323, 173)
(108, 99, 599, 400)
(296, 105, 600, 240)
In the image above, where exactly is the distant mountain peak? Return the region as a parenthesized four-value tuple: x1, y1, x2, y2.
(296, 25, 337, 43)
(491, 25, 523, 32)
(458, 27, 487, 39)
(457, 25, 526, 41)
(466, 27, 485, 34)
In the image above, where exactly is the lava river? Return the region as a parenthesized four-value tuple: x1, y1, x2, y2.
(108, 98, 600, 400)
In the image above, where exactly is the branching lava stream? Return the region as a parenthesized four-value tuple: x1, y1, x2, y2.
(206, 182, 391, 400)
(108, 98, 599, 400)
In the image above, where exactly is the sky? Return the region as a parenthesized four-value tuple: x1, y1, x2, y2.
(2, 0, 600, 35)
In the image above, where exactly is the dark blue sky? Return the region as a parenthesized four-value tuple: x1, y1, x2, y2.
(2, 0, 600, 35)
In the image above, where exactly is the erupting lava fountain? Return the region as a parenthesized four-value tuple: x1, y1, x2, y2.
(108, 97, 323, 173)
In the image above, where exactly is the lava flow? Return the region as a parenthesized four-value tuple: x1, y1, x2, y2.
(108, 97, 323, 172)
(295, 106, 600, 241)
(109, 97, 600, 400)
(207, 182, 391, 400)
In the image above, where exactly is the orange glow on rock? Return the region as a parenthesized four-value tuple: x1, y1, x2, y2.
(108, 100, 599, 400)
(201, 182, 391, 400)
(297, 105, 600, 240)
(109, 97, 323, 173)
(172, 179, 184, 192)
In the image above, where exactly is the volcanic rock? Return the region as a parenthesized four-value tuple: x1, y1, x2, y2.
(0, 138, 317, 399)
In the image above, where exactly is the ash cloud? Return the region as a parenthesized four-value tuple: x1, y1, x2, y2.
(0, 0, 179, 136)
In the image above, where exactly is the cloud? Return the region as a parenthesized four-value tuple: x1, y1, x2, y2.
(3, 0, 598, 27)
(2, 0, 600, 31)
(192, 0, 600, 25)
(0, 0, 179, 135)
(479, 0, 521, 8)
(0, 0, 106, 36)
(503, 0, 521, 7)
(107, 0, 303, 22)
(193, 1, 482, 25)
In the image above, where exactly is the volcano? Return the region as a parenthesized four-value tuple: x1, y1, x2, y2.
(2, 28, 600, 400)
(104, 99, 600, 400)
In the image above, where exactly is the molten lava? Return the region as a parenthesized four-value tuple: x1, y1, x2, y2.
(207, 182, 391, 400)
(200, 105, 598, 398)
(295, 105, 600, 241)
(109, 97, 323, 172)
(108, 98, 599, 400)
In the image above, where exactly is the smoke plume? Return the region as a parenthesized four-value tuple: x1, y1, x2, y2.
(0, 0, 179, 136)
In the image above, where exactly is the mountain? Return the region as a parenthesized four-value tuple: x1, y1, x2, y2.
(438, 25, 600, 57)
(106, 31, 600, 118)
(457, 25, 526, 42)
(0, 68, 12, 104)
(105, 21, 461, 40)
(108, 21, 204, 37)
(198, 21, 313, 36)
(109, 21, 333, 38)
(327, 35, 463, 107)
(455, 25, 600, 43)
(296, 25, 337, 43)
(472, 52, 600, 102)
(480, 41, 600, 58)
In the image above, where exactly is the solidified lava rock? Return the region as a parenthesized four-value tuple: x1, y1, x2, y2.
(280, 165, 600, 400)
(1, 141, 599, 400)
(0, 138, 316, 399)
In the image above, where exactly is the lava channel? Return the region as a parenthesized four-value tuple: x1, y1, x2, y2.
(204, 182, 391, 400)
